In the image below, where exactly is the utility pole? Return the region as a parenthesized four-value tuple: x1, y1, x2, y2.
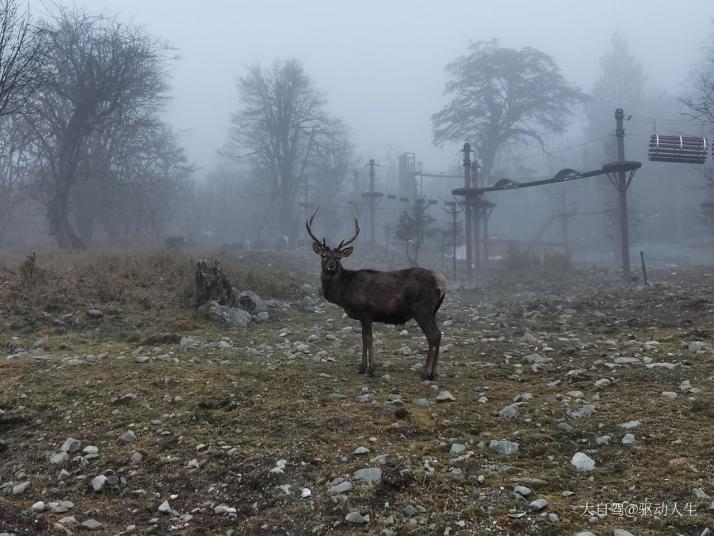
(362, 159, 382, 245)
(443, 200, 461, 281)
(462, 143, 473, 280)
(473, 158, 481, 269)
(615, 108, 631, 280)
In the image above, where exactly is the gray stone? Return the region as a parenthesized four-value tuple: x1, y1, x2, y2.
(514, 485, 532, 497)
(436, 390, 455, 402)
(158, 500, 172, 514)
(662, 391, 678, 400)
(450, 443, 467, 456)
(61, 437, 81, 453)
(328, 481, 353, 494)
(11, 481, 30, 495)
(613, 530, 635, 536)
(129, 451, 143, 464)
(621, 433, 635, 445)
(530, 498, 549, 511)
(86, 309, 103, 319)
(571, 452, 596, 472)
(498, 404, 519, 419)
(119, 430, 136, 443)
(50, 452, 69, 465)
(414, 398, 429, 407)
(345, 511, 369, 524)
(548, 512, 560, 522)
(30, 501, 45, 512)
(201, 301, 251, 328)
(489, 440, 519, 455)
(238, 291, 268, 314)
(618, 420, 640, 430)
(58, 516, 77, 525)
(568, 404, 595, 418)
(91, 475, 108, 491)
(353, 446, 370, 455)
(353, 467, 382, 484)
(80, 519, 104, 530)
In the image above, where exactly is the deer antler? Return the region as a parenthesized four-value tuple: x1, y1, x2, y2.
(338, 213, 360, 249)
(305, 206, 326, 247)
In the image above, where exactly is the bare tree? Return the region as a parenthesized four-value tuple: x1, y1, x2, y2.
(24, 8, 170, 248)
(0, 0, 44, 117)
(432, 39, 587, 184)
(395, 198, 436, 266)
(225, 58, 350, 244)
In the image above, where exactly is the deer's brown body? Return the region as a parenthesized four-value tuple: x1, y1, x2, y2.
(307, 209, 447, 379)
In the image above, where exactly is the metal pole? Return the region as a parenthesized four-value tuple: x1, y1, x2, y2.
(615, 108, 631, 280)
(483, 209, 489, 264)
(463, 143, 473, 280)
(368, 159, 376, 244)
(472, 159, 481, 269)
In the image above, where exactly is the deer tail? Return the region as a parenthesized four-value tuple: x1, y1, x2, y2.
(434, 273, 448, 313)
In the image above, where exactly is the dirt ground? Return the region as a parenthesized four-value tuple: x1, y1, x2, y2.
(0, 251, 712, 535)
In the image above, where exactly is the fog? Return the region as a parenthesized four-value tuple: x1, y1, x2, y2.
(63, 0, 713, 171)
(4, 0, 714, 268)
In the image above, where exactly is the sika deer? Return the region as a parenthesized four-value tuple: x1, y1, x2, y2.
(306, 208, 447, 379)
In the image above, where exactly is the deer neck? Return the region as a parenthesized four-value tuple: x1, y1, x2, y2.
(321, 268, 351, 305)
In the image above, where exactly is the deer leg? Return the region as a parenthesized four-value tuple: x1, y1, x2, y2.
(364, 318, 376, 377)
(416, 315, 441, 380)
(358, 320, 368, 374)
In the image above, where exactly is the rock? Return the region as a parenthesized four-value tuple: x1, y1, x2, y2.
(91, 475, 108, 491)
(436, 390, 455, 402)
(450, 443, 467, 456)
(688, 341, 707, 352)
(661, 391, 678, 400)
(50, 452, 69, 465)
(353, 467, 382, 484)
(524, 353, 551, 364)
(80, 519, 104, 530)
(679, 380, 694, 393)
(58, 516, 77, 526)
(83, 445, 99, 455)
(345, 511, 369, 524)
(594, 378, 611, 388)
(238, 291, 268, 314)
(621, 433, 635, 445)
(595, 435, 611, 445)
(613, 530, 635, 536)
(414, 398, 429, 407)
(548, 513, 560, 522)
(613, 357, 640, 364)
(498, 404, 519, 419)
(119, 430, 137, 443)
(12, 481, 30, 495)
(179, 336, 196, 349)
(61, 437, 81, 453)
(86, 309, 103, 319)
(129, 451, 143, 464)
(530, 498, 549, 511)
(489, 440, 519, 455)
(158, 500, 172, 514)
(575, 533, 596, 536)
(328, 481, 353, 494)
(58, 469, 70, 480)
(514, 485, 532, 497)
(618, 420, 640, 430)
(201, 301, 251, 328)
(31, 501, 45, 512)
(354, 446, 370, 455)
(520, 331, 538, 344)
(568, 404, 594, 418)
(557, 422, 574, 433)
(571, 452, 596, 472)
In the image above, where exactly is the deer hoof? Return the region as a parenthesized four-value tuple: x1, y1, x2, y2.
(367, 366, 375, 377)
(358, 365, 366, 374)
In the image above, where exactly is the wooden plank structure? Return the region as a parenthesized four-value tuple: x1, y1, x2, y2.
(648, 134, 708, 164)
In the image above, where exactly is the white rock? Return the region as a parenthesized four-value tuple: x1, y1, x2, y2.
(571, 452, 596, 472)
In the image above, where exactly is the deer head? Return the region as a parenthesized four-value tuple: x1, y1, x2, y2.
(306, 207, 360, 275)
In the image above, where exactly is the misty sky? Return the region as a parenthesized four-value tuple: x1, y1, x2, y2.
(32, 0, 714, 176)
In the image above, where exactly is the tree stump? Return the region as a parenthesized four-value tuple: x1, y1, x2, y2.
(195, 259, 236, 307)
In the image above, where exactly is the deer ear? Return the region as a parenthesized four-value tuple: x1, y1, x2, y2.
(312, 242, 324, 255)
(339, 246, 353, 258)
